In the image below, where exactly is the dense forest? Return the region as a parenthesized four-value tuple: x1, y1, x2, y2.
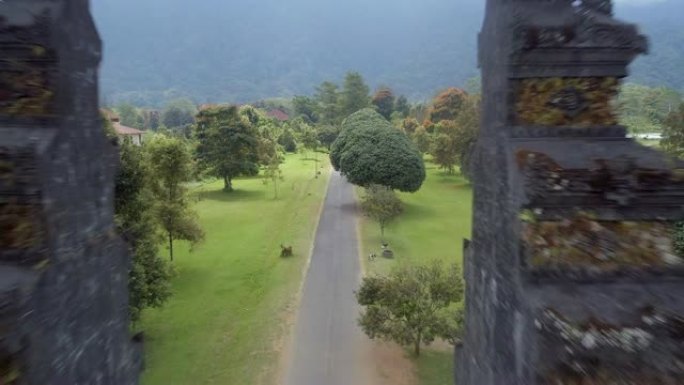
(93, 0, 684, 107)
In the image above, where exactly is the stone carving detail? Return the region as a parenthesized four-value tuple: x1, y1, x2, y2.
(516, 150, 684, 208)
(460, 0, 683, 383)
(521, 213, 680, 270)
(0, 13, 57, 119)
(548, 87, 588, 118)
(513, 2, 645, 54)
(515, 77, 619, 126)
(0, 149, 45, 266)
(538, 308, 684, 384)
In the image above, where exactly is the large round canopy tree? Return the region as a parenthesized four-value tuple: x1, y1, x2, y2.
(330, 109, 426, 192)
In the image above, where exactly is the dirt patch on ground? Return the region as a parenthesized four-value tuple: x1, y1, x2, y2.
(365, 340, 417, 385)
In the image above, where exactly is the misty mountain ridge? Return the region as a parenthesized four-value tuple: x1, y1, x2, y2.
(93, 0, 684, 107)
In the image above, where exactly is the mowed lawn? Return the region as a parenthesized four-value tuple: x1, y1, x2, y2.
(358, 159, 473, 385)
(139, 154, 330, 385)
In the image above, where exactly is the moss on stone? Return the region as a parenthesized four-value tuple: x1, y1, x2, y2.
(522, 212, 680, 269)
(515, 77, 619, 126)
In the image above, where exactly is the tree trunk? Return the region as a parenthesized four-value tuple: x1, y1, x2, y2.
(414, 336, 421, 356)
(224, 175, 233, 192)
(380, 223, 385, 243)
(169, 232, 174, 261)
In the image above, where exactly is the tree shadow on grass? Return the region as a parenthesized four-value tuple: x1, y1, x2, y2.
(199, 188, 267, 203)
(401, 201, 438, 221)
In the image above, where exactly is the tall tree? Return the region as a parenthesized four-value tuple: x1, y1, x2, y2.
(395, 95, 411, 119)
(331, 109, 425, 192)
(146, 134, 204, 261)
(372, 87, 396, 120)
(114, 140, 172, 321)
(105, 117, 172, 321)
(162, 99, 197, 129)
(195, 106, 261, 192)
(428, 87, 468, 123)
(360, 184, 403, 243)
(262, 146, 285, 199)
(357, 261, 465, 356)
(299, 126, 322, 178)
(411, 126, 432, 154)
(402, 117, 420, 135)
(660, 102, 684, 158)
(143, 109, 161, 130)
(429, 94, 480, 176)
(340, 72, 371, 118)
(293, 95, 320, 123)
(431, 132, 459, 174)
(317, 125, 340, 151)
(316, 81, 341, 125)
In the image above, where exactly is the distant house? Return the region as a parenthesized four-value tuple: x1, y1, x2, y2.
(266, 108, 289, 122)
(113, 121, 144, 145)
(102, 109, 144, 145)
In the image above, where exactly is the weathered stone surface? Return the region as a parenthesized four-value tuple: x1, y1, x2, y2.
(459, 1, 684, 384)
(0, 1, 141, 384)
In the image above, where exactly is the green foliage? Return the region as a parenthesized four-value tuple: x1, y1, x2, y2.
(361, 185, 403, 241)
(402, 117, 420, 135)
(372, 87, 396, 120)
(162, 99, 197, 129)
(411, 126, 432, 154)
(431, 133, 458, 174)
(356, 261, 464, 356)
(429, 94, 479, 177)
(195, 106, 261, 191)
(618, 83, 681, 134)
(340, 72, 371, 118)
(262, 150, 285, 199)
(427, 87, 468, 124)
(317, 125, 340, 150)
(331, 109, 426, 192)
(394, 95, 411, 119)
(116, 102, 144, 128)
(278, 128, 298, 153)
(146, 134, 204, 260)
(114, 139, 172, 322)
(660, 102, 684, 158)
(299, 125, 320, 152)
(293, 95, 320, 123)
(315, 81, 341, 125)
(143, 109, 161, 130)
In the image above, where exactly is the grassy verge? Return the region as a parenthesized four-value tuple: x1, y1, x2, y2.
(357, 159, 473, 385)
(139, 154, 330, 385)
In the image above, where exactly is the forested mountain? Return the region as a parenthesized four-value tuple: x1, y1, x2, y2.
(92, 0, 684, 107)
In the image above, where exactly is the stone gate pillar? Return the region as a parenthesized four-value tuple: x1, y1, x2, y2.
(0, 1, 141, 383)
(459, 0, 684, 384)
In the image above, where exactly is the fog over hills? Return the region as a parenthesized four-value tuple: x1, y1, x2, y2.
(92, 0, 684, 106)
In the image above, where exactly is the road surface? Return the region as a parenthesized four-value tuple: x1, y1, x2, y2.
(283, 171, 372, 385)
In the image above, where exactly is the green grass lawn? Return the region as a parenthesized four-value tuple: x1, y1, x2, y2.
(359, 160, 472, 275)
(139, 153, 330, 385)
(358, 159, 473, 385)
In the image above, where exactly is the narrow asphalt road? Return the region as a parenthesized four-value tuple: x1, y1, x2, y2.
(283, 171, 372, 385)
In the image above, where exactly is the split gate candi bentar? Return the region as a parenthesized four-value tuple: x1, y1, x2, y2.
(459, 1, 684, 384)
